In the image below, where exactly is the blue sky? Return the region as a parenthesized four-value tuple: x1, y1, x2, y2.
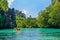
(10, 0, 51, 18)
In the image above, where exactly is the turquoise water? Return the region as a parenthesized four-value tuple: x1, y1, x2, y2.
(0, 28, 60, 40)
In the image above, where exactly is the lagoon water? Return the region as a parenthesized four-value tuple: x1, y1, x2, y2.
(0, 28, 60, 40)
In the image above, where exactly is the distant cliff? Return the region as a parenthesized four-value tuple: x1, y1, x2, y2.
(15, 10, 26, 19)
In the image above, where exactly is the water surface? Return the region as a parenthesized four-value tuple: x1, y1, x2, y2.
(0, 28, 60, 40)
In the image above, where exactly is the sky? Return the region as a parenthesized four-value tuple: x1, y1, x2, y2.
(8, 0, 51, 18)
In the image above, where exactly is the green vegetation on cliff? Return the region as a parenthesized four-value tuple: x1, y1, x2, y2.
(37, 1, 60, 28)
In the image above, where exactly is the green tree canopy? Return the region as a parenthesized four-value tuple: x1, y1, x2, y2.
(0, 0, 8, 11)
(38, 2, 60, 28)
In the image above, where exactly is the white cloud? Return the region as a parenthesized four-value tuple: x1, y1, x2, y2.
(22, 10, 27, 14)
(7, 0, 14, 7)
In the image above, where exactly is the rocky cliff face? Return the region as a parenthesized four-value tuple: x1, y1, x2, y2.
(0, 8, 17, 29)
(6, 8, 17, 29)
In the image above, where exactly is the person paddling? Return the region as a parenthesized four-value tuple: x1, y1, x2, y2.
(16, 24, 20, 32)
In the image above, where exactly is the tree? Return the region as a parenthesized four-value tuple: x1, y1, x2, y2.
(48, 3, 60, 28)
(26, 16, 38, 28)
(37, 10, 49, 28)
(0, 0, 8, 10)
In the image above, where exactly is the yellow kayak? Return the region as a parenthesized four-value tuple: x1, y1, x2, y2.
(14, 28, 20, 32)
(16, 29, 20, 32)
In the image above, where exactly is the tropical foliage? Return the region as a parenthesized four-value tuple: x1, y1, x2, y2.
(0, 0, 8, 10)
(37, 1, 60, 28)
(16, 16, 38, 28)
